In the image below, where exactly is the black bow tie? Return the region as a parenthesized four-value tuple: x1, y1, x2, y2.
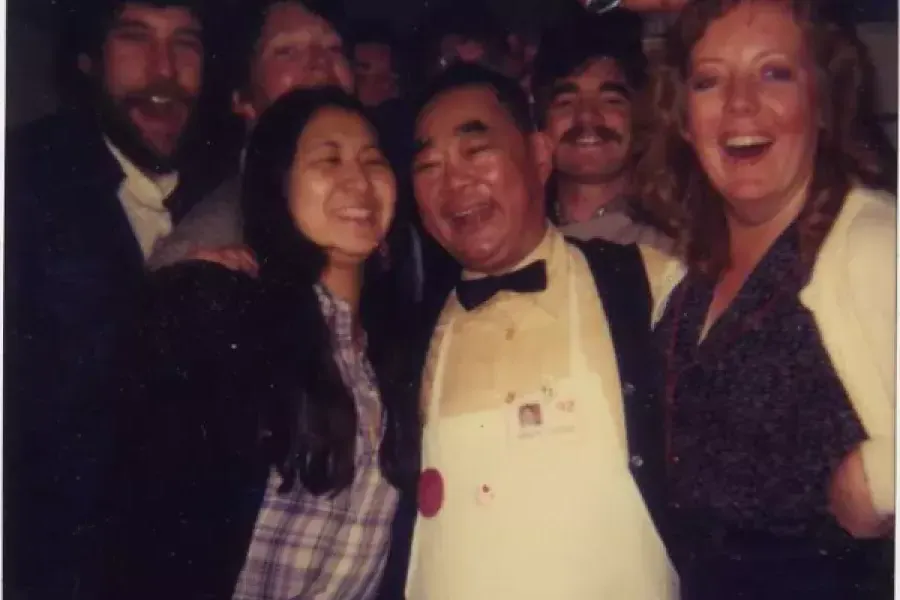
(456, 260, 548, 311)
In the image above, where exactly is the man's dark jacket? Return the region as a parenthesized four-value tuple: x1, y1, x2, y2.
(4, 109, 207, 598)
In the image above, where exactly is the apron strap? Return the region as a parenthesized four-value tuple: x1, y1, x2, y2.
(567, 252, 587, 375)
(426, 308, 454, 425)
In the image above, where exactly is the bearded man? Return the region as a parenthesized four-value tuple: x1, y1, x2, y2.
(5, 2, 209, 597)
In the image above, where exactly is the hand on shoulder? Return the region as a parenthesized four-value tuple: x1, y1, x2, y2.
(184, 244, 259, 278)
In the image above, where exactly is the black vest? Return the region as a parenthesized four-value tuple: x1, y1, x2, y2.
(570, 238, 667, 535)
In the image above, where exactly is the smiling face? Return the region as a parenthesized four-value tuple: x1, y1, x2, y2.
(288, 106, 396, 266)
(412, 85, 550, 274)
(684, 1, 818, 224)
(236, 2, 354, 122)
(99, 3, 203, 158)
(543, 57, 633, 183)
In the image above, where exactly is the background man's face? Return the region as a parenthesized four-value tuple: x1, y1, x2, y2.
(238, 2, 354, 121)
(430, 35, 493, 77)
(504, 34, 538, 82)
(412, 86, 550, 274)
(100, 3, 203, 158)
(353, 42, 399, 107)
(543, 57, 633, 183)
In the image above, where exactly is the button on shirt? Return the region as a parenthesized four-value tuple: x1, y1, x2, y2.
(421, 226, 628, 454)
(105, 140, 177, 259)
(234, 285, 398, 600)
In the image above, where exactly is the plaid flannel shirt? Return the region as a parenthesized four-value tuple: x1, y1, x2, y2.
(233, 285, 399, 600)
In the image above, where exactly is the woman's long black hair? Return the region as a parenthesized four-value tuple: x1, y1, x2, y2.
(242, 87, 419, 497)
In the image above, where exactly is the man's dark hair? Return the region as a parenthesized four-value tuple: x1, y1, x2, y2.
(348, 19, 399, 52)
(414, 62, 535, 135)
(229, 0, 349, 93)
(56, 0, 209, 103)
(348, 19, 410, 91)
(65, 0, 208, 59)
(532, 8, 648, 125)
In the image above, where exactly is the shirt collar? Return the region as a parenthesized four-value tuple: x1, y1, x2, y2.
(529, 226, 568, 319)
(461, 222, 555, 281)
(104, 138, 179, 209)
(314, 283, 366, 349)
(557, 193, 630, 226)
(239, 145, 248, 174)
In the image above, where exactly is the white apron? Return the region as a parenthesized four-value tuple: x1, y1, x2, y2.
(406, 256, 678, 600)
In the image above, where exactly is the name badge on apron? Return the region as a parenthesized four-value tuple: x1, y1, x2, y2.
(507, 382, 580, 442)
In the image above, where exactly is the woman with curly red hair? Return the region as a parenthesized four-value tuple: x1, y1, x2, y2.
(637, 1, 896, 597)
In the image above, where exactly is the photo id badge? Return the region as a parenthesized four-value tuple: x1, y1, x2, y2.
(505, 389, 547, 442)
(505, 380, 579, 442)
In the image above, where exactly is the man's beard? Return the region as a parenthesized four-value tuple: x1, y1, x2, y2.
(94, 79, 196, 175)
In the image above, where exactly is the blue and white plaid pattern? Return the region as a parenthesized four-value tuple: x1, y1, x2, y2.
(233, 285, 399, 600)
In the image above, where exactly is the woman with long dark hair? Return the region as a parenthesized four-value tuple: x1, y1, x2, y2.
(636, 1, 896, 598)
(104, 87, 418, 600)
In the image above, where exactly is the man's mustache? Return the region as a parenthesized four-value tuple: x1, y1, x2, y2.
(561, 125, 623, 145)
(119, 80, 194, 109)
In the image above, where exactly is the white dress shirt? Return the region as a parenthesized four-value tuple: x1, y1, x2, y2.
(105, 139, 178, 259)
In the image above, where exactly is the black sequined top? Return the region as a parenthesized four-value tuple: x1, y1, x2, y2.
(655, 224, 892, 600)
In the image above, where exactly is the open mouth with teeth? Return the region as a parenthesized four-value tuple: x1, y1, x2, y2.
(721, 134, 774, 161)
(569, 133, 619, 150)
(133, 95, 187, 124)
(335, 206, 379, 227)
(574, 135, 604, 147)
(447, 202, 495, 233)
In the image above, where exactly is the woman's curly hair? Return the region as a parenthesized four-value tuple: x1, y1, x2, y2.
(634, 0, 893, 277)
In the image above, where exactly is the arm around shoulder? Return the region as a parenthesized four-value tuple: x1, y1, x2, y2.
(103, 260, 266, 599)
(142, 260, 258, 363)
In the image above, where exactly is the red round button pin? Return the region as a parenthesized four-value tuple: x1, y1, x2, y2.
(418, 468, 444, 518)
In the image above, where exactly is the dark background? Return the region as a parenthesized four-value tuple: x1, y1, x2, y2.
(6, 0, 898, 134)
(8, 0, 898, 37)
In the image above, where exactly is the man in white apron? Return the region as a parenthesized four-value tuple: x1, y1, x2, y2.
(401, 63, 678, 600)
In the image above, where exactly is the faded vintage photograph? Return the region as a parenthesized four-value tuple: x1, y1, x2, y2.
(4, 0, 897, 598)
